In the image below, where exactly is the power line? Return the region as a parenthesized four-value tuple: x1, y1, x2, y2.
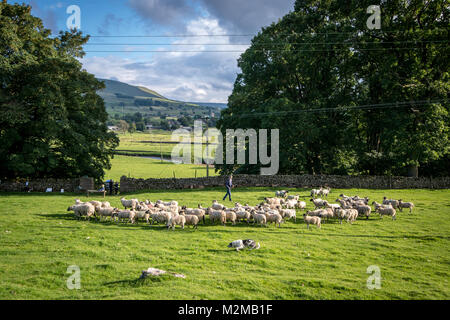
(234, 100, 447, 118)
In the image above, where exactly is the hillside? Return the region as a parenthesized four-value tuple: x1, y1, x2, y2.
(97, 78, 224, 120)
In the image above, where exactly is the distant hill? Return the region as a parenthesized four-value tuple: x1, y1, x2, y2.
(97, 78, 222, 120)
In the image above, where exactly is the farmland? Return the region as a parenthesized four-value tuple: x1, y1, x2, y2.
(0, 188, 448, 300)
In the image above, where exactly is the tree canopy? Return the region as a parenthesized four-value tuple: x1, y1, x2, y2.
(217, 0, 449, 177)
(0, 1, 119, 181)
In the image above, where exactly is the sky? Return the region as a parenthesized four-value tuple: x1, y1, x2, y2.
(11, 0, 295, 103)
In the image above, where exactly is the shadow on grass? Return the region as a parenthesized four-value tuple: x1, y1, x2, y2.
(104, 275, 178, 287)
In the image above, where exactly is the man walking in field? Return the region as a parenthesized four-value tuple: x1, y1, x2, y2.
(223, 175, 233, 201)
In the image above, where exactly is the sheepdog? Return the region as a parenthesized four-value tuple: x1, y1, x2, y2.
(227, 239, 260, 251)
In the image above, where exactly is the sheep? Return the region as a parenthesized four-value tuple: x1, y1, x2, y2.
(383, 197, 399, 209)
(295, 201, 307, 210)
(101, 201, 111, 208)
(96, 207, 119, 220)
(135, 210, 150, 223)
(235, 210, 251, 224)
(68, 203, 95, 220)
(209, 210, 226, 225)
(319, 187, 331, 198)
(136, 202, 149, 211)
(377, 207, 396, 220)
(310, 189, 320, 198)
(251, 212, 267, 227)
(303, 214, 321, 229)
(286, 194, 299, 201)
(326, 203, 341, 212)
(120, 197, 138, 210)
(336, 198, 353, 209)
(280, 209, 297, 222)
(284, 199, 298, 209)
(354, 204, 371, 219)
(310, 198, 329, 209)
(113, 210, 136, 224)
(168, 215, 186, 230)
(211, 200, 225, 210)
(275, 190, 289, 198)
(345, 209, 359, 224)
(306, 209, 324, 217)
(398, 200, 414, 213)
(150, 211, 172, 225)
(225, 211, 237, 225)
(74, 199, 83, 205)
(319, 208, 335, 221)
(264, 197, 281, 205)
(266, 213, 283, 227)
(184, 215, 199, 229)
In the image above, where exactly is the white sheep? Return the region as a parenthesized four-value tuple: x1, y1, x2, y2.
(211, 200, 226, 210)
(113, 210, 136, 224)
(266, 213, 283, 227)
(377, 207, 396, 220)
(184, 215, 199, 229)
(96, 207, 118, 220)
(251, 212, 267, 227)
(295, 201, 307, 210)
(284, 199, 298, 209)
(209, 210, 226, 225)
(120, 197, 138, 210)
(135, 210, 150, 223)
(303, 214, 321, 229)
(235, 210, 252, 224)
(310, 198, 328, 209)
(275, 190, 289, 198)
(280, 209, 296, 222)
(398, 200, 414, 213)
(383, 197, 399, 209)
(310, 189, 320, 198)
(354, 204, 371, 219)
(168, 215, 186, 230)
(225, 211, 237, 225)
(68, 203, 95, 220)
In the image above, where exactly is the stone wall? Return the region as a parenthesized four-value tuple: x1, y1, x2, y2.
(119, 174, 450, 192)
(0, 178, 83, 192)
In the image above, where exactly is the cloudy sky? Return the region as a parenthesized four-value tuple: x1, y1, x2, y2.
(12, 0, 295, 103)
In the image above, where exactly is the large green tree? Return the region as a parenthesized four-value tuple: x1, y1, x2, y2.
(217, 0, 449, 177)
(0, 1, 119, 181)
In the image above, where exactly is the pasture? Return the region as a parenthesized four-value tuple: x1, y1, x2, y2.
(0, 188, 449, 300)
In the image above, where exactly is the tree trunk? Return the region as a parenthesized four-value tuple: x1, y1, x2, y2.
(407, 165, 418, 178)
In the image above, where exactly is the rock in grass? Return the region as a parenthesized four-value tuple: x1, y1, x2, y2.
(140, 268, 186, 279)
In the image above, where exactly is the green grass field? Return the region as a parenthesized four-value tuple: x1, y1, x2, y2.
(105, 155, 217, 181)
(0, 187, 449, 299)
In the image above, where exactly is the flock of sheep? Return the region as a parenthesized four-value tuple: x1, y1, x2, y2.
(66, 187, 415, 230)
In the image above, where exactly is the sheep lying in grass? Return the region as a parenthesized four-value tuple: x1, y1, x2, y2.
(209, 210, 226, 225)
(377, 207, 396, 220)
(184, 215, 199, 229)
(68, 203, 95, 220)
(303, 214, 321, 229)
(398, 200, 414, 213)
(120, 197, 138, 210)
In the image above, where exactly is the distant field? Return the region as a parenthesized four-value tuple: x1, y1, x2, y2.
(105, 155, 217, 181)
(0, 188, 449, 299)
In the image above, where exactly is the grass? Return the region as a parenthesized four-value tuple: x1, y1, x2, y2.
(0, 187, 449, 300)
(105, 155, 217, 181)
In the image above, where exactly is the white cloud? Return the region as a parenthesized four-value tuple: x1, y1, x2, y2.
(81, 18, 247, 103)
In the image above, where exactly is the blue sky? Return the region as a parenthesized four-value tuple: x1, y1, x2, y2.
(10, 0, 295, 102)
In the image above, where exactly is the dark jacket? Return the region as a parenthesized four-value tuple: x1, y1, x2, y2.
(225, 179, 232, 188)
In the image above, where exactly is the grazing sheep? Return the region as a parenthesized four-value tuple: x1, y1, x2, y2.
(280, 209, 297, 222)
(295, 201, 307, 210)
(275, 190, 289, 198)
(135, 210, 150, 223)
(398, 200, 414, 213)
(235, 210, 252, 224)
(120, 197, 138, 210)
(266, 213, 283, 227)
(168, 215, 186, 230)
(354, 204, 372, 219)
(209, 210, 226, 225)
(225, 211, 237, 225)
(310, 198, 329, 209)
(113, 210, 136, 224)
(68, 203, 95, 220)
(303, 214, 321, 229)
(184, 215, 199, 229)
(251, 212, 267, 227)
(96, 207, 119, 220)
(377, 207, 397, 220)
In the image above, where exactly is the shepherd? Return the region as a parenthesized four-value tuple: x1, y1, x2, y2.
(222, 175, 233, 201)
